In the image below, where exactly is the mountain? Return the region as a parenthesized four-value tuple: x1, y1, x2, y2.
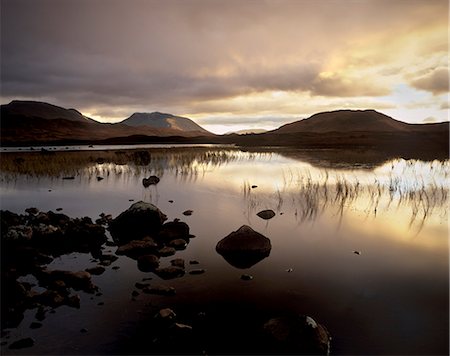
(271, 109, 447, 134)
(226, 129, 268, 135)
(0, 101, 213, 144)
(121, 112, 210, 134)
(1, 100, 97, 123)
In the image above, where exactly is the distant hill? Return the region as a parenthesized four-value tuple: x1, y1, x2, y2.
(226, 129, 268, 135)
(271, 109, 447, 134)
(121, 112, 210, 134)
(0, 101, 213, 143)
(1, 100, 97, 123)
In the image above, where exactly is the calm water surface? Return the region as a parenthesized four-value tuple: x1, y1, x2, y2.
(1, 146, 448, 355)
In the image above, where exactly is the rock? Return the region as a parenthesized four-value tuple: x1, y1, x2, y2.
(96, 176, 104, 181)
(25, 207, 39, 215)
(263, 315, 331, 355)
(251, 185, 258, 189)
(241, 274, 253, 280)
(168, 200, 174, 203)
(8, 337, 34, 349)
(115, 239, 158, 257)
(38, 269, 95, 292)
(135, 282, 150, 289)
(112, 266, 120, 270)
(62, 176, 75, 180)
(4, 225, 33, 242)
(109, 201, 167, 243)
(256, 209, 276, 220)
(132, 290, 140, 297)
(168, 239, 187, 250)
(155, 266, 185, 280)
(189, 269, 205, 275)
(137, 254, 160, 272)
(353, 250, 361, 255)
(80, 328, 88, 333)
(97, 302, 104, 306)
(142, 285, 176, 296)
(158, 246, 176, 257)
(98, 254, 118, 266)
(85, 266, 106, 275)
(216, 225, 272, 269)
(35, 307, 46, 321)
(189, 260, 199, 265)
(158, 221, 190, 241)
(182, 210, 193, 216)
(170, 258, 185, 268)
(142, 175, 160, 187)
(156, 308, 176, 321)
(286, 268, 293, 273)
(67, 294, 81, 308)
(56, 208, 63, 211)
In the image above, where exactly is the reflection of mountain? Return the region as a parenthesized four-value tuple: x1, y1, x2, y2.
(0, 101, 213, 143)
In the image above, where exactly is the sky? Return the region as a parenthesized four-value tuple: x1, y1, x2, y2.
(1, 0, 449, 134)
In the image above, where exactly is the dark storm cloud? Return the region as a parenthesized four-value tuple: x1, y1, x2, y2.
(1, 0, 448, 116)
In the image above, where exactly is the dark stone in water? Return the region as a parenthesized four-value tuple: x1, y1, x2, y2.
(241, 274, 253, 280)
(189, 260, 200, 265)
(97, 176, 104, 181)
(109, 201, 167, 243)
(158, 246, 176, 257)
(135, 282, 150, 289)
(80, 328, 88, 333)
(216, 225, 272, 269)
(116, 239, 158, 257)
(168, 238, 187, 250)
(142, 175, 160, 187)
(8, 337, 34, 349)
(62, 176, 75, 180)
(251, 185, 258, 188)
(263, 315, 331, 355)
(182, 210, 193, 216)
(170, 258, 185, 269)
(137, 254, 160, 272)
(132, 290, 140, 297)
(256, 209, 276, 220)
(158, 221, 190, 241)
(155, 266, 185, 280)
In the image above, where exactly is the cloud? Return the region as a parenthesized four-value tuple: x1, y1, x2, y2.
(410, 68, 449, 95)
(1, 0, 448, 124)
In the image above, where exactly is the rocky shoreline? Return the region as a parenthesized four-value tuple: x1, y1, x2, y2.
(1, 201, 331, 354)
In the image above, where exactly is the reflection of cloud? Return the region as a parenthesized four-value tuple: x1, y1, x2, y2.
(422, 117, 437, 123)
(410, 68, 449, 95)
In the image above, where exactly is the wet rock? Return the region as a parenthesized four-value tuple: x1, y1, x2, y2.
(112, 266, 120, 270)
(142, 175, 160, 187)
(155, 266, 185, 280)
(182, 210, 193, 216)
(158, 221, 190, 241)
(168, 200, 174, 203)
(116, 239, 158, 257)
(98, 254, 118, 266)
(189, 269, 205, 275)
(263, 315, 331, 355)
(96, 176, 104, 181)
(56, 208, 63, 212)
(156, 308, 176, 322)
(62, 176, 75, 180)
(170, 258, 185, 269)
(85, 266, 106, 275)
(137, 254, 160, 272)
(216, 225, 272, 269)
(353, 250, 361, 255)
(80, 328, 88, 333)
(158, 246, 176, 257)
(168, 239, 187, 250)
(189, 260, 199, 265)
(67, 294, 81, 308)
(25, 207, 39, 215)
(34, 290, 66, 307)
(38, 269, 95, 292)
(241, 274, 253, 280)
(135, 282, 150, 289)
(251, 185, 258, 189)
(4, 225, 33, 242)
(132, 290, 140, 297)
(32, 224, 63, 244)
(256, 209, 276, 220)
(109, 201, 167, 243)
(35, 307, 46, 321)
(143, 285, 176, 296)
(8, 337, 34, 349)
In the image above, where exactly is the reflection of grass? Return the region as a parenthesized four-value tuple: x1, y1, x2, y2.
(242, 160, 448, 232)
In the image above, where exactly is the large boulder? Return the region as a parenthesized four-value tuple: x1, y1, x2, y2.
(109, 201, 167, 243)
(263, 315, 331, 355)
(216, 225, 271, 269)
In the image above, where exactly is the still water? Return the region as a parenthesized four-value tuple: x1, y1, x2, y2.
(1, 146, 448, 354)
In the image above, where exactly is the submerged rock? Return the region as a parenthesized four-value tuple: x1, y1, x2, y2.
(8, 337, 35, 349)
(256, 209, 276, 220)
(216, 225, 272, 269)
(109, 201, 167, 243)
(263, 315, 331, 355)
